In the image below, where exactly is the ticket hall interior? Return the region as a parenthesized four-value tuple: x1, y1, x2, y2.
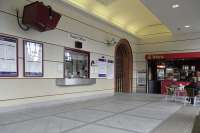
(0, 0, 199, 133)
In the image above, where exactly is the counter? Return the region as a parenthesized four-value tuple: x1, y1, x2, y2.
(56, 78, 96, 86)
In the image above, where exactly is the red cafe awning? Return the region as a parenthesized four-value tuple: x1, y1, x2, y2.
(146, 52, 200, 60)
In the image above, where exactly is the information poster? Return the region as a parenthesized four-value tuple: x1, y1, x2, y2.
(24, 41, 43, 77)
(90, 61, 99, 78)
(0, 35, 17, 77)
(90, 53, 115, 79)
(107, 60, 114, 79)
(97, 58, 107, 78)
(137, 72, 146, 86)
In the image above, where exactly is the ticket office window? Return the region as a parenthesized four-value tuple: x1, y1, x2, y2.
(64, 48, 89, 79)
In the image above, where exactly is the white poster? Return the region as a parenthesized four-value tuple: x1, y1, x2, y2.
(0, 36, 17, 77)
(137, 72, 146, 86)
(90, 53, 114, 79)
(97, 58, 107, 78)
(24, 41, 43, 77)
(0, 44, 4, 59)
(107, 60, 114, 79)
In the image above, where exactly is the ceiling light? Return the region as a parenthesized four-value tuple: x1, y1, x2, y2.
(184, 25, 191, 28)
(172, 4, 180, 8)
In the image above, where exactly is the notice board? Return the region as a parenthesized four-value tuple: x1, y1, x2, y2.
(24, 40, 43, 77)
(90, 53, 114, 79)
(0, 35, 18, 77)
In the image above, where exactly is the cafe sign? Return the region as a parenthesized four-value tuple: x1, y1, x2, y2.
(146, 52, 200, 60)
(146, 55, 165, 60)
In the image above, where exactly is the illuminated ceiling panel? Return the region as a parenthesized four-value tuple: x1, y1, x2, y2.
(62, 0, 171, 39)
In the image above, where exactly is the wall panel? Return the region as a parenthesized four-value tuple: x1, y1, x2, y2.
(0, 0, 136, 106)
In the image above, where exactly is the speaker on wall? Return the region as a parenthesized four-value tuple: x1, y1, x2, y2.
(75, 41, 82, 49)
(22, 1, 61, 32)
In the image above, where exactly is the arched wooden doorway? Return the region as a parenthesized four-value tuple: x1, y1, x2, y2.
(115, 39, 133, 93)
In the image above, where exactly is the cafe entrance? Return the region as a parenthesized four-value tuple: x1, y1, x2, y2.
(146, 52, 200, 97)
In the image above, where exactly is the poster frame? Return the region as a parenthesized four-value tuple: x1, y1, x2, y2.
(0, 35, 18, 77)
(23, 40, 44, 77)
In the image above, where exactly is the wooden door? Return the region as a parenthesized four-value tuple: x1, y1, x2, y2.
(115, 39, 133, 93)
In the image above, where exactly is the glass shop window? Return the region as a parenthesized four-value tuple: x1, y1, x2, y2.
(64, 48, 89, 79)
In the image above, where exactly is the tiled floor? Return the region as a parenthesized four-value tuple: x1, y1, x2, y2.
(0, 94, 198, 133)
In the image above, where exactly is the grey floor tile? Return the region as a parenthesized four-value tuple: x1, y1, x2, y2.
(111, 100, 149, 106)
(56, 109, 114, 123)
(97, 114, 162, 133)
(64, 125, 136, 133)
(79, 98, 115, 107)
(141, 103, 182, 113)
(23, 103, 85, 118)
(152, 106, 199, 133)
(0, 111, 32, 125)
(113, 94, 162, 102)
(23, 107, 66, 117)
(0, 116, 85, 133)
(124, 108, 172, 120)
(0, 94, 194, 133)
(87, 102, 138, 113)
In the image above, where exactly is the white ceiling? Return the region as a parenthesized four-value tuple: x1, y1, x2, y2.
(141, 0, 200, 34)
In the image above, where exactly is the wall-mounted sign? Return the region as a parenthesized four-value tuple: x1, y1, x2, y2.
(98, 58, 107, 78)
(70, 34, 86, 42)
(0, 35, 18, 77)
(146, 55, 165, 60)
(24, 40, 43, 77)
(90, 60, 98, 78)
(137, 72, 146, 86)
(90, 53, 114, 79)
(146, 52, 200, 60)
(107, 60, 114, 79)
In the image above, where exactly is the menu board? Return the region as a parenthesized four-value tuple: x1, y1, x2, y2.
(24, 41, 43, 77)
(0, 35, 17, 77)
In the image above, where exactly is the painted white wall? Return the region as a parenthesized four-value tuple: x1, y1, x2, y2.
(0, 0, 137, 107)
(135, 32, 200, 93)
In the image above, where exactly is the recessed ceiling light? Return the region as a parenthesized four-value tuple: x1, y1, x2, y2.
(184, 25, 191, 28)
(172, 4, 180, 8)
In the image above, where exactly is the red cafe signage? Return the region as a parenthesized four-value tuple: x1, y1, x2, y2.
(146, 55, 165, 60)
(146, 52, 200, 60)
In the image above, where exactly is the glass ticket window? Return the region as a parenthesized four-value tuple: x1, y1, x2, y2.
(64, 48, 89, 79)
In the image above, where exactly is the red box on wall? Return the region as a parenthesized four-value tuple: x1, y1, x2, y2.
(22, 1, 61, 32)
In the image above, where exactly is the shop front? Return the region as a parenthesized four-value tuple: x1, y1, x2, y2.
(146, 52, 200, 97)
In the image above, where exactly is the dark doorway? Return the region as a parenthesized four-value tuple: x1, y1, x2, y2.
(115, 39, 133, 93)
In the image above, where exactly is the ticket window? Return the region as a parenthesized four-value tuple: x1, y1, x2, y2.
(64, 48, 89, 79)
